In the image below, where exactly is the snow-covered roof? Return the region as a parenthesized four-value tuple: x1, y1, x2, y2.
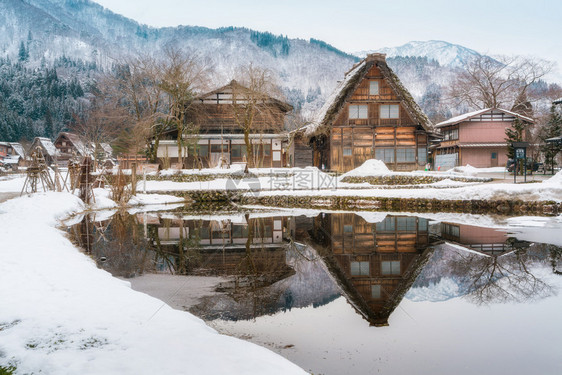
(2, 155, 20, 164)
(100, 143, 113, 157)
(57, 132, 90, 156)
(9, 142, 26, 158)
(301, 53, 432, 138)
(32, 137, 58, 157)
(435, 108, 534, 128)
(553, 98, 562, 105)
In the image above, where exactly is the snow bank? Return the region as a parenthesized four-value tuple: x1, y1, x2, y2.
(544, 170, 562, 185)
(339, 159, 390, 179)
(128, 193, 186, 206)
(0, 192, 305, 374)
(447, 164, 478, 176)
(256, 180, 562, 202)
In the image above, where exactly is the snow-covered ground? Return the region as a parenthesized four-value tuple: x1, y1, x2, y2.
(0, 192, 305, 374)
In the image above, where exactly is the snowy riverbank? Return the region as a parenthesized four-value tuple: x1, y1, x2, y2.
(0, 192, 305, 374)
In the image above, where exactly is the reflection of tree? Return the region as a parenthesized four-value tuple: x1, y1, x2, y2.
(451, 245, 555, 305)
(549, 245, 562, 276)
(71, 212, 155, 278)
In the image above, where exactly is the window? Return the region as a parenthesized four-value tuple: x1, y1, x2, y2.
(418, 147, 427, 165)
(397, 217, 416, 231)
(371, 285, 381, 299)
(396, 148, 416, 162)
(418, 218, 428, 231)
(375, 148, 394, 163)
(491, 152, 497, 159)
(377, 217, 395, 232)
(381, 261, 401, 275)
(344, 224, 353, 233)
(199, 227, 210, 239)
(443, 128, 458, 141)
(210, 144, 228, 153)
(349, 104, 368, 119)
(380, 104, 399, 119)
(351, 261, 370, 276)
(343, 147, 353, 156)
(231, 145, 247, 158)
(369, 81, 379, 95)
(198, 145, 209, 157)
(441, 223, 460, 238)
(253, 144, 271, 157)
(232, 224, 249, 238)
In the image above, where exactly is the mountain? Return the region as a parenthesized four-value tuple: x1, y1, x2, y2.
(356, 40, 482, 68)
(3, 0, 555, 142)
(1, 0, 361, 117)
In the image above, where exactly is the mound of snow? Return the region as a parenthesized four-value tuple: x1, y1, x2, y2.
(544, 170, 562, 185)
(339, 159, 390, 179)
(447, 164, 478, 176)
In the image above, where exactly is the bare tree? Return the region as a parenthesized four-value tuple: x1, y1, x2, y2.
(231, 65, 287, 168)
(158, 47, 209, 168)
(449, 55, 554, 110)
(71, 83, 129, 162)
(101, 55, 166, 159)
(97, 49, 210, 165)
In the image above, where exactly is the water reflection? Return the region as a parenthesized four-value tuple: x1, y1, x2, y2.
(68, 210, 562, 326)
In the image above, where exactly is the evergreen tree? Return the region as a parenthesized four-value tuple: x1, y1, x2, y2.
(539, 105, 562, 172)
(505, 118, 530, 175)
(18, 41, 29, 62)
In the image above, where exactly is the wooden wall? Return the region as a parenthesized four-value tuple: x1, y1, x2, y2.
(189, 103, 287, 133)
(325, 65, 428, 172)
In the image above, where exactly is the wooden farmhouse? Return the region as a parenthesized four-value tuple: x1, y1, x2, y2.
(311, 213, 434, 326)
(434, 108, 534, 169)
(156, 80, 293, 169)
(301, 53, 433, 173)
(28, 137, 58, 165)
(0, 142, 26, 169)
(54, 132, 91, 166)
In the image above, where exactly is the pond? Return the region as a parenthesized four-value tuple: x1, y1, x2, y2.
(66, 207, 562, 375)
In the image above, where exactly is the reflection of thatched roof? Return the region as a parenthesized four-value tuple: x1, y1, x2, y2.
(313, 242, 434, 327)
(303, 53, 432, 137)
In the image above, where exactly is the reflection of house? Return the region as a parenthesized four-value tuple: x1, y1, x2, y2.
(29, 137, 58, 165)
(313, 213, 434, 326)
(148, 216, 293, 279)
(440, 222, 511, 256)
(156, 80, 293, 169)
(302, 53, 433, 172)
(435, 108, 534, 168)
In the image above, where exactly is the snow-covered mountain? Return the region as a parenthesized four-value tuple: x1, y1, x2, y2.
(1, 0, 535, 129)
(356, 40, 482, 68)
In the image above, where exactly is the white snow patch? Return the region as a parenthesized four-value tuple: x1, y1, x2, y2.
(339, 159, 390, 179)
(128, 194, 186, 206)
(506, 216, 552, 227)
(447, 164, 479, 176)
(0, 192, 305, 374)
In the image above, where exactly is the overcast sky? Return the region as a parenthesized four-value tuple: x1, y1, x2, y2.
(92, 0, 561, 69)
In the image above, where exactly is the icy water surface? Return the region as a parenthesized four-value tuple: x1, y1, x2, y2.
(67, 208, 562, 375)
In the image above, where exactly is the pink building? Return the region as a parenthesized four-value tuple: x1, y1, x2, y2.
(434, 108, 533, 168)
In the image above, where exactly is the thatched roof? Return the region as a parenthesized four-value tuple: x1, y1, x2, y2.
(303, 53, 432, 137)
(56, 132, 91, 156)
